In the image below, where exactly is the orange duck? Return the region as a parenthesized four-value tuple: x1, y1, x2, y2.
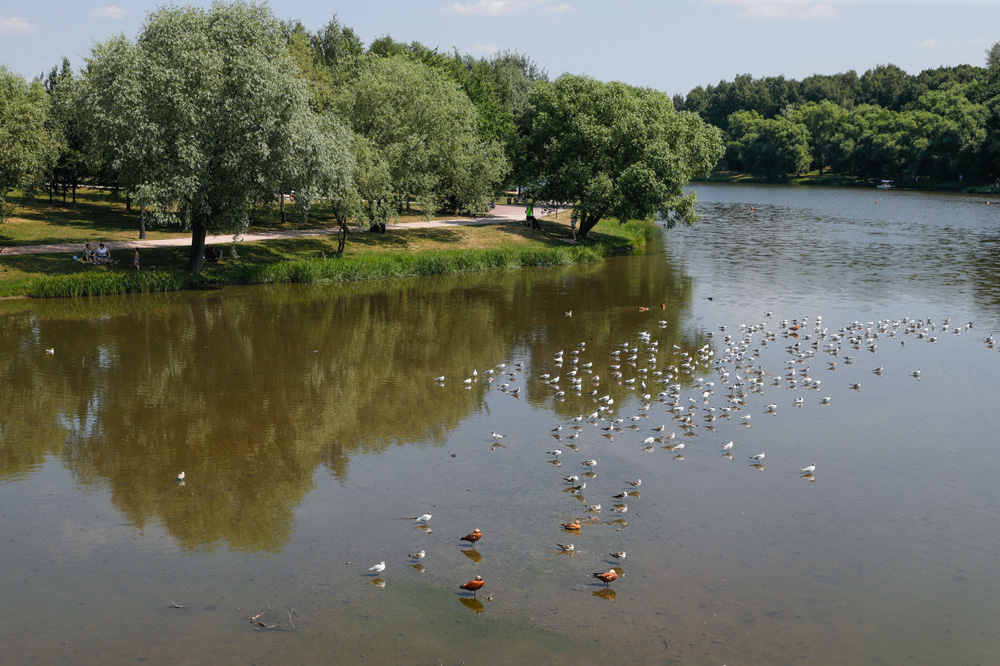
(460, 575, 485, 596)
(592, 570, 618, 587)
(460, 528, 482, 548)
(561, 520, 581, 530)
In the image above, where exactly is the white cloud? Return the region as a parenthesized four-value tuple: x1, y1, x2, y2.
(915, 38, 938, 49)
(443, 0, 572, 17)
(706, 0, 844, 19)
(90, 6, 128, 20)
(0, 16, 37, 35)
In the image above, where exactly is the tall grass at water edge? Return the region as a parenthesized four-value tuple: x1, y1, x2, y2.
(256, 245, 605, 284)
(21, 245, 608, 297)
(26, 270, 194, 298)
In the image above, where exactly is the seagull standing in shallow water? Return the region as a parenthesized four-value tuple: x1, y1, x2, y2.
(800, 463, 817, 473)
(369, 561, 386, 574)
(749, 453, 765, 461)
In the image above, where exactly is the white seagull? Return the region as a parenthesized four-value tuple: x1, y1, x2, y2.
(749, 453, 766, 461)
(800, 463, 817, 473)
(369, 561, 386, 574)
(417, 513, 432, 523)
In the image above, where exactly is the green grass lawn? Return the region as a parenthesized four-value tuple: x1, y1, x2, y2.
(0, 189, 648, 298)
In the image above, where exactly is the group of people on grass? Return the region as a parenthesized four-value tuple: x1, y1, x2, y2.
(82, 242, 140, 270)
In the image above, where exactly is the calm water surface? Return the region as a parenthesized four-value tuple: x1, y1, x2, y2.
(1, 184, 999, 665)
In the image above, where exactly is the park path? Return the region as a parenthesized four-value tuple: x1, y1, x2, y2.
(0, 203, 562, 257)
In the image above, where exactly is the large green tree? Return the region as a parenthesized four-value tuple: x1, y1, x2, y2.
(0, 66, 55, 220)
(517, 75, 723, 238)
(80, 1, 348, 271)
(334, 55, 506, 218)
(790, 100, 847, 174)
(728, 111, 811, 182)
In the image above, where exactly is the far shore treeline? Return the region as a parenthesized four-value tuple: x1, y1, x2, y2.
(675, 52, 1000, 187)
(2, 0, 999, 274)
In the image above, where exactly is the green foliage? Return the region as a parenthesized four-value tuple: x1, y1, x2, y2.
(728, 111, 811, 182)
(80, 1, 351, 271)
(518, 75, 723, 237)
(0, 66, 55, 220)
(26, 270, 195, 298)
(680, 46, 1000, 185)
(255, 245, 603, 285)
(789, 100, 848, 174)
(333, 55, 507, 216)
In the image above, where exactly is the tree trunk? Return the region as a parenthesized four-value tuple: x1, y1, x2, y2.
(139, 205, 147, 239)
(577, 214, 601, 239)
(72, 182, 76, 204)
(188, 219, 207, 272)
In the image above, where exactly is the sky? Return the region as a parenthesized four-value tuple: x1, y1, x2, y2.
(2, 0, 999, 97)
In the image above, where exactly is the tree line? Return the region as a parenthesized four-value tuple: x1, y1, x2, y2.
(0, 1, 721, 271)
(674, 50, 1000, 184)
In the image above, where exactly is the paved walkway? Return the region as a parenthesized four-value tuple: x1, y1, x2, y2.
(1, 204, 567, 256)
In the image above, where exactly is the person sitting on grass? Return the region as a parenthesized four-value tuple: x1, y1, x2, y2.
(204, 244, 219, 262)
(95, 243, 114, 264)
(83, 243, 96, 263)
(133, 249, 140, 270)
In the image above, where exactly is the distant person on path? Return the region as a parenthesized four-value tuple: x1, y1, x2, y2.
(525, 202, 539, 229)
(133, 249, 140, 270)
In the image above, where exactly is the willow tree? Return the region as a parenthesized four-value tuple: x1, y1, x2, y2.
(81, 1, 347, 272)
(517, 75, 723, 238)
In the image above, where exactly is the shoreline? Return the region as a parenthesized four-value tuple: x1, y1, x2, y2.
(1, 212, 658, 301)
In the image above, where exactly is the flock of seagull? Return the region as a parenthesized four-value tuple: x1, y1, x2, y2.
(363, 312, 995, 601)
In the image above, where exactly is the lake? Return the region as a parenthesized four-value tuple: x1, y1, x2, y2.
(1, 183, 998, 665)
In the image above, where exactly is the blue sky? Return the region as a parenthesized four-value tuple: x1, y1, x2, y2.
(2, 1, 998, 96)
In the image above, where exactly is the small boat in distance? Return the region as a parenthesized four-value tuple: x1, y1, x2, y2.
(877, 179, 894, 189)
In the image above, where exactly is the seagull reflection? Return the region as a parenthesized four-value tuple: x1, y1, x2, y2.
(409, 564, 426, 574)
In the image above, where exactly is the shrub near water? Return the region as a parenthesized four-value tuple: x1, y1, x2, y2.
(27, 270, 194, 298)
(257, 246, 603, 285)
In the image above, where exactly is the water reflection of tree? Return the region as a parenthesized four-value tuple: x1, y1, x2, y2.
(0, 246, 701, 551)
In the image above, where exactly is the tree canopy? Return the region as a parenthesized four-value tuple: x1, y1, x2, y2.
(333, 55, 506, 219)
(518, 75, 723, 238)
(80, 1, 351, 271)
(0, 66, 54, 220)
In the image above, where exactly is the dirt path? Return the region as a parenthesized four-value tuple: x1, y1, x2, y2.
(1, 204, 563, 257)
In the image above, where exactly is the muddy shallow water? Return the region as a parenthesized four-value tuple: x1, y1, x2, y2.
(1, 183, 999, 665)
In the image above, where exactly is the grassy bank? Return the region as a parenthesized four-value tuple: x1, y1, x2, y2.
(1, 191, 657, 298)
